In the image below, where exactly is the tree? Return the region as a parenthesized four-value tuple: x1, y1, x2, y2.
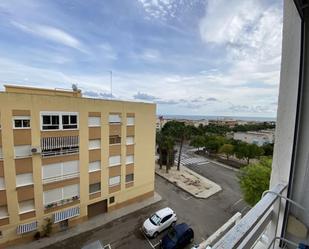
(190, 135, 205, 152)
(219, 144, 234, 160)
(162, 121, 191, 171)
(238, 158, 272, 206)
(262, 143, 274, 156)
(204, 135, 226, 154)
(156, 131, 164, 169)
(234, 143, 264, 164)
(164, 136, 175, 173)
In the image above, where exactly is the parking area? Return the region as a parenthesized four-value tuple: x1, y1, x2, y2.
(44, 153, 246, 249)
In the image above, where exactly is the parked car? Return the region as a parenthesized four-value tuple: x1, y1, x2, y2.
(161, 223, 194, 249)
(142, 207, 177, 238)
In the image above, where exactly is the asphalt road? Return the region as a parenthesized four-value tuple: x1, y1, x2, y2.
(44, 152, 248, 249)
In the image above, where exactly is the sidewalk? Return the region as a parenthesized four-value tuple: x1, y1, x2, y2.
(8, 192, 162, 249)
(155, 164, 221, 199)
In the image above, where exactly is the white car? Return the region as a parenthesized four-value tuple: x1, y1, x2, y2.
(142, 207, 177, 238)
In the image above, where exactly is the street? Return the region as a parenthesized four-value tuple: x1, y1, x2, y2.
(44, 150, 248, 249)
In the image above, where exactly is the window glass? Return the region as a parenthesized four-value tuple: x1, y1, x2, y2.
(14, 120, 22, 127)
(0, 178, 5, 190)
(88, 117, 100, 127)
(109, 135, 121, 144)
(89, 183, 101, 193)
(109, 155, 121, 166)
(109, 176, 120, 186)
(62, 115, 69, 124)
(16, 173, 33, 187)
(125, 174, 134, 183)
(0, 206, 8, 218)
(127, 117, 135, 126)
(126, 155, 134, 164)
(109, 114, 121, 123)
(19, 200, 35, 213)
(89, 161, 101, 172)
(126, 136, 134, 145)
(89, 139, 101, 149)
(13, 116, 30, 128)
(14, 145, 31, 158)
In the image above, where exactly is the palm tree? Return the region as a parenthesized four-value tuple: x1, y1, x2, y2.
(156, 131, 164, 169)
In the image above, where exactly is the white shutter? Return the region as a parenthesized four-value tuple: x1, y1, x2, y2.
(14, 145, 31, 158)
(109, 155, 121, 166)
(19, 200, 35, 213)
(16, 173, 33, 187)
(0, 206, 8, 218)
(89, 139, 101, 149)
(44, 188, 62, 205)
(63, 184, 79, 199)
(42, 163, 62, 180)
(88, 117, 101, 127)
(0, 177, 5, 190)
(62, 160, 79, 175)
(89, 161, 101, 172)
(126, 136, 134, 145)
(126, 155, 134, 164)
(109, 176, 120, 186)
(109, 114, 121, 123)
(127, 117, 134, 126)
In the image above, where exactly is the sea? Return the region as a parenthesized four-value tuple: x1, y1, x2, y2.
(158, 114, 276, 122)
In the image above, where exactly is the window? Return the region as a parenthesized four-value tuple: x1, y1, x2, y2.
(19, 200, 35, 214)
(89, 139, 101, 150)
(0, 178, 5, 190)
(0, 147, 2, 159)
(88, 117, 101, 127)
(13, 116, 30, 129)
(126, 136, 134, 145)
(127, 117, 135, 126)
(89, 183, 101, 194)
(89, 161, 101, 172)
(109, 196, 115, 204)
(14, 145, 31, 158)
(42, 160, 79, 183)
(43, 184, 79, 205)
(161, 214, 172, 224)
(109, 135, 121, 145)
(109, 114, 121, 123)
(126, 174, 134, 183)
(109, 155, 121, 166)
(126, 155, 134, 164)
(0, 206, 8, 218)
(16, 173, 33, 187)
(41, 112, 78, 130)
(42, 115, 59, 130)
(109, 176, 120, 186)
(62, 115, 78, 129)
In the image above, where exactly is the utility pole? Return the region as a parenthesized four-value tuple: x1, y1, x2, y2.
(109, 70, 113, 99)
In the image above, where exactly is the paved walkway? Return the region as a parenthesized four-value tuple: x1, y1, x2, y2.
(155, 164, 221, 199)
(8, 193, 162, 249)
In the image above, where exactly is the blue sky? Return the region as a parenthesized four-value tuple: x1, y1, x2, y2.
(0, 0, 283, 117)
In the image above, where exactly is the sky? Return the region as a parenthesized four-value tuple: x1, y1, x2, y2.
(0, 0, 283, 117)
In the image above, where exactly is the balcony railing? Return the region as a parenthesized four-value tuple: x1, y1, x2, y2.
(42, 172, 80, 184)
(41, 136, 79, 157)
(201, 184, 287, 249)
(44, 195, 80, 210)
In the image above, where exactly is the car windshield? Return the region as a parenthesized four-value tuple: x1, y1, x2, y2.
(150, 214, 161, 226)
(167, 227, 177, 242)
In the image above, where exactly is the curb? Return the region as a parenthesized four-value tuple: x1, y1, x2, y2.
(155, 171, 222, 199)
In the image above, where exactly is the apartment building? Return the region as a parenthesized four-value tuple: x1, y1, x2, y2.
(233, 130, 275, 146)
(0, 85, 156, 246)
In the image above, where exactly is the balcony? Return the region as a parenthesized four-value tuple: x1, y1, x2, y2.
(44, 195, 80, 210)
(41, 136, 79, 157)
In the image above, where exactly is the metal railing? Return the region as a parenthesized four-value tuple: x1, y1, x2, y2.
(42, 172, 80, 184)
(41, 147, 79, 157)
(41, 136, 79, 150)
(204, 184, 287, 249)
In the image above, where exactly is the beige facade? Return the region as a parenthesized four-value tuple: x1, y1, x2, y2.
(0, 85, 156, 246)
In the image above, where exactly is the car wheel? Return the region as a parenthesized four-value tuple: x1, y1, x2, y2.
(153, 232, 159, 238)
(171, 221, 176, 227)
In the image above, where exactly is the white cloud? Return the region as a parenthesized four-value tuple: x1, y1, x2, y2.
(11, 21, 87, 53)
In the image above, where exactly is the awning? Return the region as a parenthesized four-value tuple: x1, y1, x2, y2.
(17, 221, 37, 234)
(54, 206, 80, 223)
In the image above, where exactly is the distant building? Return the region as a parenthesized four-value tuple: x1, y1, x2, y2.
(233, 130, 275, 146)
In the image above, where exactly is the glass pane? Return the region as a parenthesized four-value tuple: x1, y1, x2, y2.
(52, 115, 59, 124)
(70, 115, 77, 124)
(62, 115, 69, 124)
(43, 115, 50, 124)
(14, 120, 22, 127)
(22, 119, 30, 127)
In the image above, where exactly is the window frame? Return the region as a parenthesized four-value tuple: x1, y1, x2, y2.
(126, 155, 134, 165)
(125, 173, 134, 183)
(109, 114, 121, 124)
(109, 155, 121, 167)
(40, 112, 79, 131)
(89, 182, 101, 194)
(16, 173, 34, 187)
(89, 161, 101, 172)
(14, 145, 32, 159)
(88, 116, 101, 127)
(108, 176, 121, 187)
(43, 184, 79, 205)
(109, 135, 121, 145)
(13, 116, 31, 129)
(19, 199, 35, 214)
(126, 136, 134, 145)
(126, 116, 135, 126)
(89, 139, 101, 150)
